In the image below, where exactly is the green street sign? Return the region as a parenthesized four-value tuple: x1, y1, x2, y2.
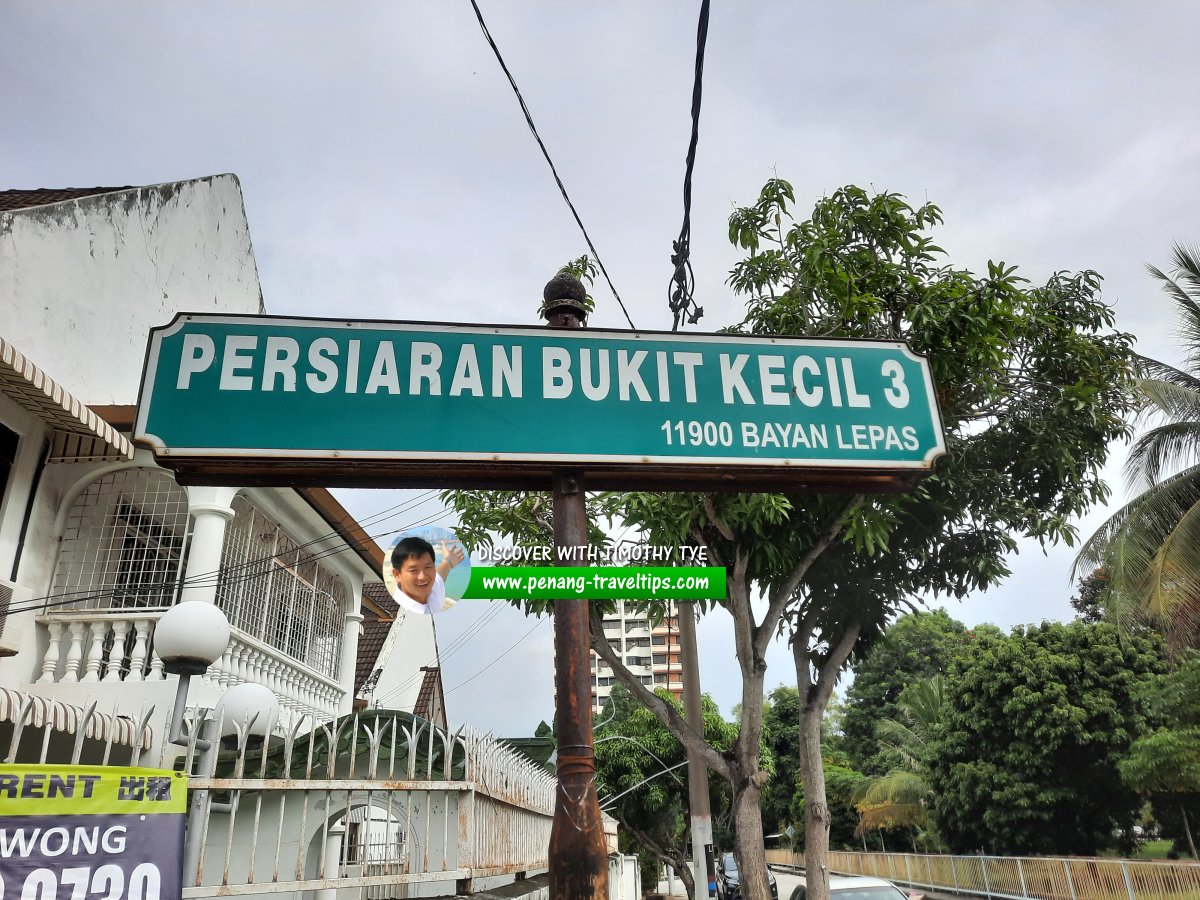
(135, 315, 945, 490)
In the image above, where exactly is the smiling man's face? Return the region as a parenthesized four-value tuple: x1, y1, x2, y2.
(396, 553, 436, 603)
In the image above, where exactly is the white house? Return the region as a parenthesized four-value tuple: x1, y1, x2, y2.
(0, 175, 440, 762)
(0, 178, 562, 900)
(356, 584, 447, 728)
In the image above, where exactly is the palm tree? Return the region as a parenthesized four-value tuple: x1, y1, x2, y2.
(853, 676, 944, 841)
(1075, 244, 1200, 651)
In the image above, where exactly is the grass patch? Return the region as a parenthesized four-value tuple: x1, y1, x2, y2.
(1134, 839, 1177, 859)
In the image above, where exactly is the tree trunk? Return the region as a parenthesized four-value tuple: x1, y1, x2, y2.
(732, 775, 771, 900)
(798, 698, 831, 900)
(1182, 801, 1199, 862)
(676, 858, 696, 900)
(794, 615, 860, 900)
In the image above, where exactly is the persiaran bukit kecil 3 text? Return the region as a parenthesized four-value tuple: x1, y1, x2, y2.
(139, 316, 944, 468)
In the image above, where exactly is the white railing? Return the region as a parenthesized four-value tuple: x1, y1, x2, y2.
(210, 626, 344, 724)
(38, 610, 167, 683)
(36, 611, 345, 724)
(766, 850, 1200, 900)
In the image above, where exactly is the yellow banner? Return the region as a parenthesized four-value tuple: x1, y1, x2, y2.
(0, 765, 187, 816)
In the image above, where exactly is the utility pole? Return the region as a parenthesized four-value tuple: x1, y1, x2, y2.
(678, 600, 716, 900)
(544, 273, 608, 900)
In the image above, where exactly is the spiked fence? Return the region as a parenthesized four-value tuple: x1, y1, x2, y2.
(174, 710, 556, 898)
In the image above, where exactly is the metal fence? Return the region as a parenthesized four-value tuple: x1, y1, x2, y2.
(1, 689, 154, 765)
(176, 709, 555, 899)
(765, 850, 1200, 900)
(2, 696, 555, 900)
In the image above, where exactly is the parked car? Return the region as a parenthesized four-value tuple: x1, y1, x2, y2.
(787, 875, 909, 900)
(716, 852, 779, 900)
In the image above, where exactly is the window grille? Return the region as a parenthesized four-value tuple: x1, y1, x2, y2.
(52, 469, 191, 611)
(216, 497, 346, 679)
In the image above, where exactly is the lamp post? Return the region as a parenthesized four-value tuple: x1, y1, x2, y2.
(154, 601, 279, 887)
(154, 601, 231, 748)
(542, 273, 608, 900)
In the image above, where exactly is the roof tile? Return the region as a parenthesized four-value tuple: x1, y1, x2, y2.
(0, 187, 133, 213)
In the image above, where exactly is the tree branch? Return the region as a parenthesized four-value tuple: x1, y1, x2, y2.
(813, 617, 862, 712)
(690, 524, 725, 570)
(590, 614, 733, 778)
(755, 495, 864, 658)
(703, 495, 736, 542)
(792, 609, 817, 701)
(622, 821, 695, 898)
(727, 551, 758, 674)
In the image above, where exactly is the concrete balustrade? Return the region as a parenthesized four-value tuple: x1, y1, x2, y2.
(36, 611, 345, 726)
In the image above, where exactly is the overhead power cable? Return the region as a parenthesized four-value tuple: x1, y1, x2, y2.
(371, 602, 508, 707)
(468, 0, 635, 329)
(443, 616, 548, 696)
(668, 0, 711, 331)
(4, 496, 454, 618)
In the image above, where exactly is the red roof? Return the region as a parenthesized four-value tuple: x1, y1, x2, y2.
(413, 666, 446, 729)
(355, 583, 399, 696)
(0, 188, 134, 213)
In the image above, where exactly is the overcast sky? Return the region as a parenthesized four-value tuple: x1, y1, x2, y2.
(5, 2, 1200, 734)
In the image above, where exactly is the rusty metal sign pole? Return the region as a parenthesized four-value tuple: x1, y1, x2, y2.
(543, 274, 609, 900)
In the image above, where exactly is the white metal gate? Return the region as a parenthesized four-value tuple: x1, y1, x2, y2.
(175, 710, 554, 899)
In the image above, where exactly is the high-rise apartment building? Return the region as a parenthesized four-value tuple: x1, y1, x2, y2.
(591, 601, 683, 712)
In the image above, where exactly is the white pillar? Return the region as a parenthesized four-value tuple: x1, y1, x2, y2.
(316, 822, 346, 900)
(180, 487, 239, 606)
(340, 611, 365, 715)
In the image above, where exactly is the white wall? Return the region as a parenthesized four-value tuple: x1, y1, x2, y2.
(365, 612, 439, 717)
(0, 174, 264, 405)
(0, 172, 269, 714)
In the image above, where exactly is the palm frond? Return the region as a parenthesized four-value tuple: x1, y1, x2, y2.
(897, 675, 944, 731)
(1170, 242, 1200, 302)
(1075, 467, 1200, 649)
(1126, 420, 1200, 487)
(1137, 496, 1200, 648)
(1134, 355, 1200, 388)
(1074, 466, 1200, 578)
(875, 721, 924, 770)
(854, 770, 931, 833)
(1135, 376, 1200, 419)
(1148, 244, 1200, 372)
(1075, 244, 1200, 652)
(1146, 262, 1199, 313)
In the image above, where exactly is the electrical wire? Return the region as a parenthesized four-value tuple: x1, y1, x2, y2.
(668, 0, 711, 331)
(468, 0, 635, 329)
(14, 477, 544, 710)
(370, 601, 508, 707)
(3, 494, 453, 617)
(374, 605, 531, 709)
(371, 592, 520, 705)
(442, 616, 549, 696)
(179, 490, 444, 588)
